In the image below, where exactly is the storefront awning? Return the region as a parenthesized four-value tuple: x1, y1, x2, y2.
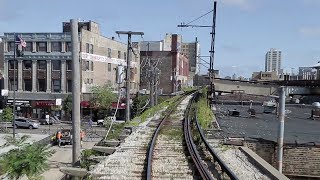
(34, 100, 55, 108)
(111, 102, 126, 109)
(80, 101, 90, 108)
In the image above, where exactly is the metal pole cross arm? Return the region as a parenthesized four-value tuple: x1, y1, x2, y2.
(116, 31, 144, 36)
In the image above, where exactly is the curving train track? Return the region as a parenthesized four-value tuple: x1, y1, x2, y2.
(92, 91, 242, 179)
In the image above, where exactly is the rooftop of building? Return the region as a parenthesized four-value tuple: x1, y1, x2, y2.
(215, 103, 320, 145)
(1, 20, 128, 46)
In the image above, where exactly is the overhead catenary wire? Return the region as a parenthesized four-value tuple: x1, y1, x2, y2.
(184, 9, 214, 26)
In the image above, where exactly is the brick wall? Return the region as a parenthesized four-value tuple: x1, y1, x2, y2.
(245, 140, 320, 177)
(277, 145, 320, 176)
(244, 140, 276, 164)
(140, 51, 173, 94)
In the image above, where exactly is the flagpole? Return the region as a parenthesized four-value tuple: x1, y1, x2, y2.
(12, 33, 16, 139)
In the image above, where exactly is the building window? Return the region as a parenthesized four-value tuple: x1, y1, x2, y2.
(90, 44, 93, 54)
(51, 42, 62, 52)
(67, 80, 72, 92)
(37, 42, 47, 52)
(118, 51, 121, 59)
(107, 48, 111, 58)
(9, 60, 17, 69)
(108, 63, 111, 72)
(52, 61, 61, 71)
(67, 60, 72, 70)
(124, 52, 127, 60)
(85, 61, 89, 70)
(86, 43, 89, 53)
(23, 60, 32, 70)
(86, 43, 93, 54)
(23, 79, 32, 91)
(8, 42, 15, 52)
(66, 42, 72, 52)
(90, 61, 93, 71)
(9, 79, 17, 91)
(37, 79, 46, 92)
(52, 79, 61, 92)
(38, 60, 46, 70)
(25, 42, 33, 52)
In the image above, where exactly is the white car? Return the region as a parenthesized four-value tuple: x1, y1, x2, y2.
(97, 119, 104, 127)
(96, 116, 115, 127)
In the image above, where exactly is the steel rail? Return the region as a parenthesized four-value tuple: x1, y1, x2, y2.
(183, 93, 214, 180)
(146, 90, 195, 180)
(195, 94, 239, 179)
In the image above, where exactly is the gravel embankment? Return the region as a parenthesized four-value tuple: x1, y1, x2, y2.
(207, 139, 271, 180)
(90, 109, 166, 179)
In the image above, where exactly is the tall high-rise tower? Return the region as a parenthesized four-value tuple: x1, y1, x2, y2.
(265, 48, 282, 74)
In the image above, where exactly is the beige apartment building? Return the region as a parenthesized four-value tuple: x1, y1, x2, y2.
(0, 21, 140, 119)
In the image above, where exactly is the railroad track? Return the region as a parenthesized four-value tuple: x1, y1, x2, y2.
(183, 93, 215, 180)
(91, 92, 194, 179)
(146, 91, 239, 180)
(146, 92, 196, 179)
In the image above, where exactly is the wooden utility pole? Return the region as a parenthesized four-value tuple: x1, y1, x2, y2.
(115, 31, 144, 121)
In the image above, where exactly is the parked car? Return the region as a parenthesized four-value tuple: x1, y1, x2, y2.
(39, 118, 51, 125)
(13, 118, 40, 129)
(39, 116, 60, 125)
(97, 119, 105, 127)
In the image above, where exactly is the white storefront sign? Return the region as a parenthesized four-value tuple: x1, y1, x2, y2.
(81, 52, 137, 67)
(1, 89, 8, 97)
(55, 98, 62, 106)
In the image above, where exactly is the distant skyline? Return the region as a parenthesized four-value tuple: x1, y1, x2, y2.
(1, 0, 320, 78)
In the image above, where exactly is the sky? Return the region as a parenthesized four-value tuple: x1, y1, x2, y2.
(1, 0, 320, 78)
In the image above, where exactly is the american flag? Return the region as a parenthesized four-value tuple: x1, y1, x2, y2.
(15, 35, 27, 48)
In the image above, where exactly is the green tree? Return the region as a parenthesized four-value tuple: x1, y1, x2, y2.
(91, 85, 117, 110)
(0, 107, 13, 132)
(63, 95, 72, 121)
(132, 95, 149, 117)
(0, 135, 55, 179)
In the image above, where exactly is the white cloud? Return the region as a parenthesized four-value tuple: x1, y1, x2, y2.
(299, 27, 320, 37)
(220, 0, 257, 10)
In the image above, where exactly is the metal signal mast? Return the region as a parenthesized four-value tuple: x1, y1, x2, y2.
(178, 1, 218, 106)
